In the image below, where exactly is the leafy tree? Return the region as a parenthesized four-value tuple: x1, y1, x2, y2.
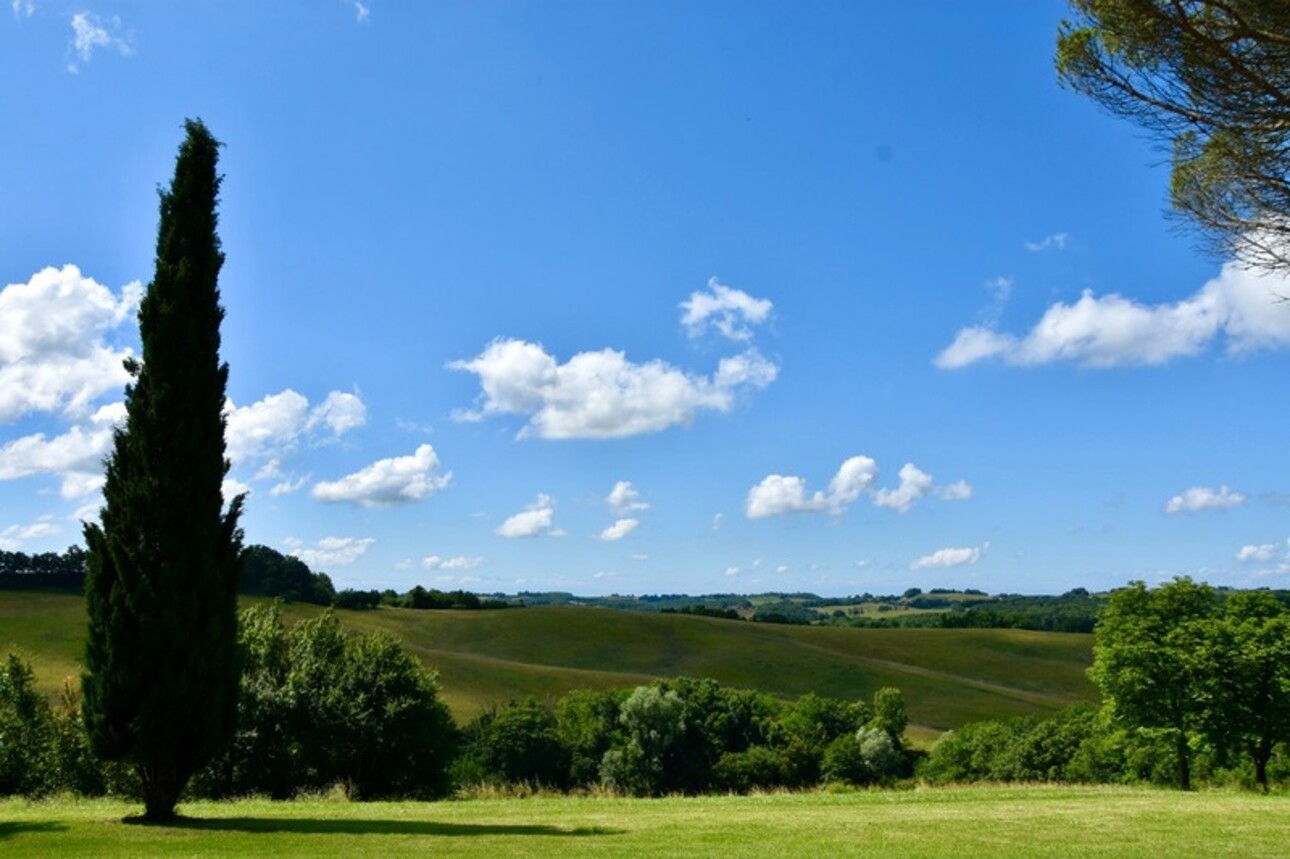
(1203, 591, 1290, 791)
(82, 119, 244, 821)
(868, 687, 908, 747)
(465, 699, 569, 787)
(239, 545, 334, 605)
(556, 688, 624, 786)
(600, 685, 685, 796)
(1088, 578, 1217, 789)
(1057, 1, 1290, 269)
(0, 653, 55, 796)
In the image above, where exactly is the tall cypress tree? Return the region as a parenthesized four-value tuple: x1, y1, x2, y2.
(82, 119, 245, 822)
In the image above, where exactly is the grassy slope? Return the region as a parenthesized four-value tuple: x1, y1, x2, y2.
(2, 592, 1094, 733)
(1, 788, 1287, 858)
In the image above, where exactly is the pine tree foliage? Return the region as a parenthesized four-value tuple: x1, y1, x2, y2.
(82, 119, 244, 822)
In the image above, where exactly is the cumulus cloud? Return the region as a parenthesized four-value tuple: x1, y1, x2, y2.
(598, 518, 639, 541)
(292, 536, 374, 569)
(68, 12, 132, 70)
(1024, 232, 1069, 252)
(1236, 543, 1278, 562)
(1164, 485, 1246, 514)
(911, 542, 989, 570)
(423, 555, 484, 571)
(225, 388, 366, 466)
(607, 480, 648, 512)
(312, 444, 450, 507)
(937, 261, 1290, 369)
(873, 463, 935, 512)
(269, 476, 308, 497)
(496, 494, 557, 538)
(680, 278, 773, 342)
(0, 266, 140, 422)
(746, 456, 969, 518)
(12, 1, 34, 19)
(451, 338, 776, 439)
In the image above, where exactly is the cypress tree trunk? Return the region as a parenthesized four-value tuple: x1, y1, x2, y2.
(82, 119, 244, 823)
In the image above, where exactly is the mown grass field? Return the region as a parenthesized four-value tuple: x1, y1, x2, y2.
(1, 787, 1286, 858)
(1, 591, 1095, 736)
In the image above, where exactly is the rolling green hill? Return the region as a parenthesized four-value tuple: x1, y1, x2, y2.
(0, 592, 1095, 738)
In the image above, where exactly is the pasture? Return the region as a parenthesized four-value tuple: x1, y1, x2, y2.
(0, 787, 1284, 858)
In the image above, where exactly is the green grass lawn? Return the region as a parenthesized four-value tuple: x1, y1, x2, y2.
(2, 592, 1095, 734)
(1, 787, 1285, 858)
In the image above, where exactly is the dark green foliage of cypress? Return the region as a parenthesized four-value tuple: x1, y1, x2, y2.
(81, 119, 244, 822)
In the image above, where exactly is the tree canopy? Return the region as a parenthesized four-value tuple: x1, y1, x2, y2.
(1057, 1, 1290, 270)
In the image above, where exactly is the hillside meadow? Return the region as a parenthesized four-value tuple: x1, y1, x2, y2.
(1, 787, 1286, 858)
(0, 591, 1095, 737)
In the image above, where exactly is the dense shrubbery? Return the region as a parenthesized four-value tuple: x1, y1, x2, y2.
(0, 606, 456, 801)
(454, 680, 912, 795)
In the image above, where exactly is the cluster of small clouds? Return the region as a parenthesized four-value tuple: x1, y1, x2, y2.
(1023, 232, 1069, 253)
(11, 1, 34, 20)
(599, 480, 648, 541)
(451, 279, 776, 439)
(1163, 485, 1245, 514)
(423, 554, 483, 571)
(745, 456, 971, 519)
(937, 261, 1290, 369)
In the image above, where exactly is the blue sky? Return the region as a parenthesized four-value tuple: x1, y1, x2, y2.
(3, 1, 1288, 597)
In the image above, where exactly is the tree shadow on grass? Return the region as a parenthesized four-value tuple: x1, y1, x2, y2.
(160, 817, 622, 837)
(0, 821, 68, 840)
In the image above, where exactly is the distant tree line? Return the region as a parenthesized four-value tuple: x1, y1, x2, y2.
(0, 544, 510, 614)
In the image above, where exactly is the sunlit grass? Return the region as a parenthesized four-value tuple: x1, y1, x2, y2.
(1, 786, 1286, 858)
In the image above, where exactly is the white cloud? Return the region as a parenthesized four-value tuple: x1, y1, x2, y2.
(306, 390, 367, 436)
(937, 261, 1290, 369)
(746, 474, 829, 518)
(680, 277, 773, 342)
(607, 480, 649, 512)
(225, 388, 366, 467)
(911, 543, 989, 570)
(225, 390, 310, 464)
(68, 12, 132, 69)
(936, 480, 973, 501)
(451, 339, 777, 439)
(631, 553, 649, 561)
(222, 477, 251, 502)
(312, 444, 450, 507)
(747, 455, 968, 519)
(1024, 232, 1069, 252)
(0, 518, 60, 550)
(710, 513, 725, 530)
(724, 566, 740, 577)
(12, 1, 34, 19)
(496, 494, 557, 538)
(269, 475, 308, 497)
(1164, 485, 1246, 514)
(598, 518, 639, 541)
(423, 555, 484, 571)
(292, 536, 374, 569)
(873, 463, 934, 513)
(351, 1, 370, 22)
(1236, 543, 1278, 562)
(0, 402, 123, 498)
(775, 564, 789, 573)
(0, 266, 140, 422)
